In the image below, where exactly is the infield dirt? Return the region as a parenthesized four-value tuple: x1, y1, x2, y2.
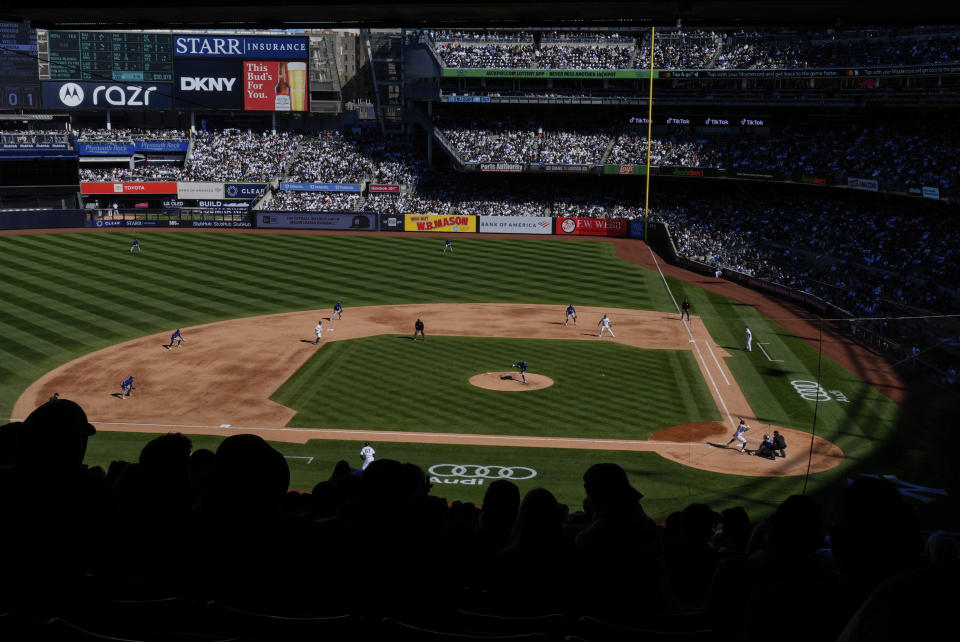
(14, 302, 844, 478)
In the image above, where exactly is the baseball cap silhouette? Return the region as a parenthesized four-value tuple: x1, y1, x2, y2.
(23, 398, 96, 437)
(584, 463, 643, 503)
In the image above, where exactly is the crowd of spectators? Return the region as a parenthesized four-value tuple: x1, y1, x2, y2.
(0, 129, 73, 145)
(636, 30, 723, 68)
(440, 117, 612, 165)
(1, 398, 956, 640)
(76, 128, 189, 142)
(439, 115, 958, 195)
(269, 191, 362, 212)
(79, 166, 183, 182)
(184, 130, 298, 182)
(287, 135, 373, 184)
(535, 44, 635, 70)
(431, 26, 960, 69)
(435, 43, 537, 69)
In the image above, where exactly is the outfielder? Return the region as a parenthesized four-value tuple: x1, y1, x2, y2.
(360, 442, 376, 471)
(130, 238, 141, 253)
(313, 320, 323, 345)
(120, 375, 135, 400)
(565, 305, 578, 326)
(745, 326, 753, 352)
(598, 314, 615, 338)
(165, 328, 184, 349)
(443, 238, 453, 253)
(512, 360, 529, 384)
(725, 418, 750, 453)
(332, 301, 343, 320)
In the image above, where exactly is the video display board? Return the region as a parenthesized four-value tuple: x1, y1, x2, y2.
(39, 30, 174, 82)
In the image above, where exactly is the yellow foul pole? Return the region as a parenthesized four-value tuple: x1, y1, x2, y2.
(643, 25, 655, 241)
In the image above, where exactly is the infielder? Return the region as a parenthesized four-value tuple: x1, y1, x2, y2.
(598, 314, 615, 338)
(120, 375, 135, 399)
(565, 305, 578, 326)
(360, 442, 376, 471)
(443, 238, 453, 253)
(745, 326, 753, 352)
(313, 320, 323, 345)
(130, 238, 141, 253)
(332, 301, 343, 320)
(512, 360, 529, 384)
(725, 418, 750, 453)
(165, 328, 184, 349)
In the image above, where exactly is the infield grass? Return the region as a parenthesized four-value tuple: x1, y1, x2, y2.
(273, 335, 719, 438)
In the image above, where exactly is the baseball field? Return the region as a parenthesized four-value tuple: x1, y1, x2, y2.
(0, 229, 924, 518)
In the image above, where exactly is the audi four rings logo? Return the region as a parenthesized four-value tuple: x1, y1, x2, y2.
(428, 464, 537, 480)
(790, 380, 831, 401)
(59, 83, 84, 107)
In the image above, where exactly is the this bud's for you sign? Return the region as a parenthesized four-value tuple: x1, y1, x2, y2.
(243, 61, 307, 112)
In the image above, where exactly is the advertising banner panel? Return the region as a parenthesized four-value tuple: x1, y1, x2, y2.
(404, 214, 477, 233)
(629, 219, 646, 239)
(174, 36, 308, 59)
(257, 212, 377, 230)
(78, 142, 135, 156)
(922, 186, 940, 199)
(555, 217, 629, 237)
(479, 162, 524, 172)
(177, 182, 225, 200)
(134, 140, 190, 153)
(379, 214, 405, 232)
(42, 81, 172, 110)
(280, 182, 361, 192)
(224, 182, 268, 199)
(191, 220, 253, 228)
(478, 216, 552, 235)
(85, 219, 159, 228)
(243, 61, 308, 112)
(173, 59, 243, 109)
(543, 164, 591, 174)
(847, 177, 879, 192)
(80, 182, 177, 195)
(369, 184, 401, 193)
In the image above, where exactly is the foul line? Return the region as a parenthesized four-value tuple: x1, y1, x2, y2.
(59, 419, 716, 449)
(647, 247, 736, 428)
(705, 341, 731, 386)
(757, 342, 785, 363)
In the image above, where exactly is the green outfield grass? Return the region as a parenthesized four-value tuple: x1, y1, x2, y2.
(0, 231, 920, 517)
(273, 335, 719, 438)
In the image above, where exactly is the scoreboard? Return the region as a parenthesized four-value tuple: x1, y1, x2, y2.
(0, 21, 40, 109)
(38, 30, 173, 83)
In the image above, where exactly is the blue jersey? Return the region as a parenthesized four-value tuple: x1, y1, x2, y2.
(131, 239, 140, 246)
(516, 361, 528, 371)
(122, 376, 135, 388)
(567, 306, 576, 315)
(171, 330, 182, 340)
(334, 303, 342, 311)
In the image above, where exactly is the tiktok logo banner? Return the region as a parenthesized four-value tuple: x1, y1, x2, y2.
(243, 60, 307, 112)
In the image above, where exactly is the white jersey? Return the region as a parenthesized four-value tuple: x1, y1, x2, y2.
(735, 422, 749, 436)
(360, 445, 375, 469)
(315, 324, 323, 337)
(601, 316, 611, 327)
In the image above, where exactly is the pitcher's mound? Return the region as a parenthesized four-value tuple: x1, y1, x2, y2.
(469, 371, 554, 391)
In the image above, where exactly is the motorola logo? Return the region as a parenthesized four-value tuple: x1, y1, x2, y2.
(59, 83, 84, 107)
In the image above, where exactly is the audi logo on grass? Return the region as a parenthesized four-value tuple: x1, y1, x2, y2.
(428, 464, 537, 486)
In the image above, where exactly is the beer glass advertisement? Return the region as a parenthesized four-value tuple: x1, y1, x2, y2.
(243, 60, 307, 111)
